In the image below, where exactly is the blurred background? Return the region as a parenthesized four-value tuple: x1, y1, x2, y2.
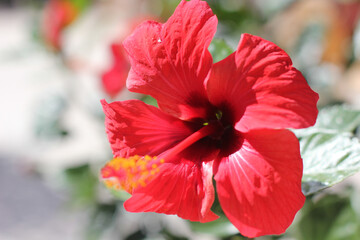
(1, 0, 360, 239)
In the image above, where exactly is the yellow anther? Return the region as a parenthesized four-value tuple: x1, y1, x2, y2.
(101, 154, 164, 193)
(104, 180, 114, 188)
(139, 179, 146, 187)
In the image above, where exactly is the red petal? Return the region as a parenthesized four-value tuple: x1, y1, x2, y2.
(101, 99, 193, 157)
(207, 33, 318, 131)
(214, 129, 305, 238)
(101, 66, 128, 98)
(101, 44, 129, 98)
(123, 0, 218, 120)
(110, 43, 128, 64)
(124, 159, 218, 223)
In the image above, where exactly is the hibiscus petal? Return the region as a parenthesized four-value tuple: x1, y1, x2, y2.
(101, 99, 193, 157)
(101, 65, 128, 98)
(214, 129, 305, 238)
(101, 43, 130, 98)
(123, 0, 218, 120)
(110, 43, 127, 64)
(207, 33, 318, 131)
(124, 159, 219, 223)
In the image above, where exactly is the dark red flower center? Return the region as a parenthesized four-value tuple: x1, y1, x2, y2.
(162, 104, 242, 162)
(201, 105, 242, 158)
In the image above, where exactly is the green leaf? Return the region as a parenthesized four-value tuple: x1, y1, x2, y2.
(141, 95, 158, 107)
(314, 105, 360, 132)
(85, 203, 117, 240)
(190, 217, 239, 238)
(71, 0, 93, 12)
(108, 188, 131, 201)
(301, 132, 360, 194)
(295, 193, 359, 240)
(209, 38, 234, 63)
(295, 105, 360, 137)
(64, 164, 98, 206)
(294, 105, 360, 195)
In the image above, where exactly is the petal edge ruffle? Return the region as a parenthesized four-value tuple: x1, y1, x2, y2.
(207, 33, 319, 131)
(123, 0, 218, 120)
(124, 160, 219, 223)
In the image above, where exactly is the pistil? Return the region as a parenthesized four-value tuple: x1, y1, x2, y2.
(101, 122, 222, 192)
(160, 122, 221, 160)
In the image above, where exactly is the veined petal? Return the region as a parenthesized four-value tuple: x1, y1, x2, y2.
(214, 129, 305, 238)
(123, 0, 218, 120)
(101, 99, 193, 157)
(124, 159, 218, 223)
(207, 33, 318, 131)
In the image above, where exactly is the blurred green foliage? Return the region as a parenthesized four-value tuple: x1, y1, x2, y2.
(209, 38, 234, 63)
(65, 164, 98, 206)
(35, 95, 69, 139)
(295, 189, 360, 240)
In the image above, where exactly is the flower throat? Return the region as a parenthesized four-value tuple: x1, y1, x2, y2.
(101, 108, 237, 192)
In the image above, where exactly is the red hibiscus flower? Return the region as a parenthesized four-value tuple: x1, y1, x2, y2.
(100, 0, 319, 237)
(101, 43, 130, 98)
(42, 0, 78, 51)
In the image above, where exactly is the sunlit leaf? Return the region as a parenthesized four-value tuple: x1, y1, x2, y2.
(300, 132, 360, 194)
(295, 105, 360, 137)
(294, 105, 360, 195)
